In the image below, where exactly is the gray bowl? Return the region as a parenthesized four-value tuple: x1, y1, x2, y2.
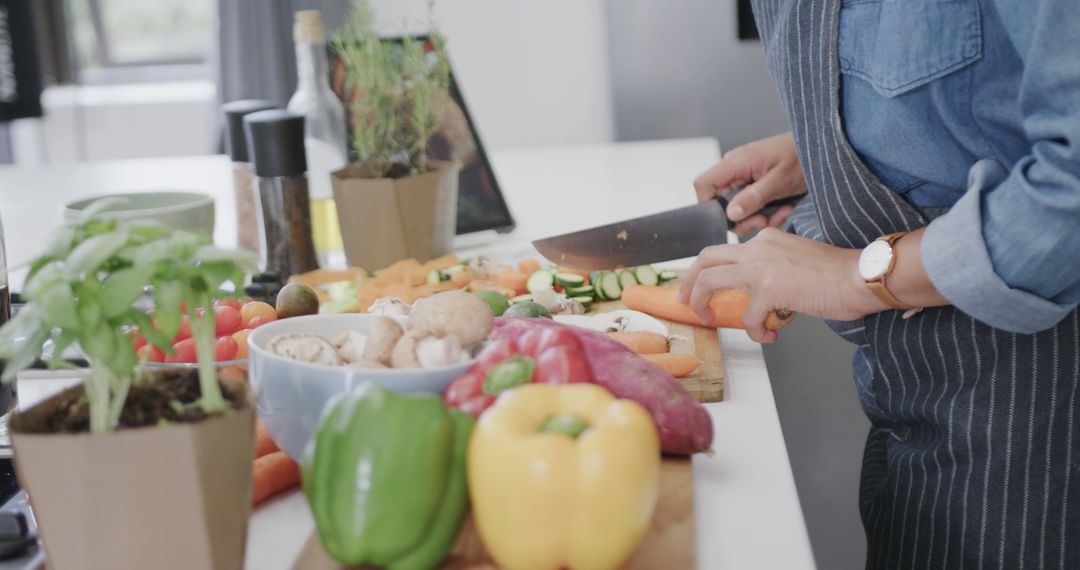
(63, 191, 215, 234)
(248, 313, 472, 460)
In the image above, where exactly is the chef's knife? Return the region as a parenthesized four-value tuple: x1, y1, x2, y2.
(532, 194, 803, 271)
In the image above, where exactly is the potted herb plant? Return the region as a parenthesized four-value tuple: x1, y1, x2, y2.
(0, 202, 259, 569)
(330, 0, 461, 270)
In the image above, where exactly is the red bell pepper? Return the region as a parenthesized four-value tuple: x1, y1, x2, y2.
(444, 326, 594, 417)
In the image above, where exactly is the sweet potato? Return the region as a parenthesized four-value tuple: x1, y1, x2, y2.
(492, 317, 713, 455)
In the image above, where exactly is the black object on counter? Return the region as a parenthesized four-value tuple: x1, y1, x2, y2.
(244, 110, 320, 279)
(222, 99, 278, 163)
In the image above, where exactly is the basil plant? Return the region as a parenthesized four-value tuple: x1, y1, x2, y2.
(0, 200, 258, 433)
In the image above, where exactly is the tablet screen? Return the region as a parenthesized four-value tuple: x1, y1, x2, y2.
(329, 37, 515, 235)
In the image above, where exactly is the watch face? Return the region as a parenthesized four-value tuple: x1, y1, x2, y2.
(859, 240, 894, 281)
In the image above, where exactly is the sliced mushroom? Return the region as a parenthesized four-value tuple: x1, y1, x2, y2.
(332, 330, 368, 364)
(409, 290, 494, 346)
(390, 329, 430, 369)
(368, 297, 411, 317)
(268, 334, 342, 366)
(363, 316, 404, 366)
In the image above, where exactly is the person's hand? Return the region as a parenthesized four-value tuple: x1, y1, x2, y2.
(693, 132, 807, 236)
(677, 228, 886, 343)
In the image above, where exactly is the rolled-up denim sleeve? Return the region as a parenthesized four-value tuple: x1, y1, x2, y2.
(921, 0, 1080, 334)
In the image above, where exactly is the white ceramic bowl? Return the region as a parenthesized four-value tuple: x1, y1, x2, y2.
(247, 313, 472, 459)
(63, 191, 215, 235)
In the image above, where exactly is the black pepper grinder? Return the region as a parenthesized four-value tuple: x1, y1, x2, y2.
(243, 109, 320, 278)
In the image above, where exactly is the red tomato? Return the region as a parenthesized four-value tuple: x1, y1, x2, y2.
(215, 336, 239, 361)
(246, 316, 275, 329)
(172, 316, 192, 343)
(213, 298, 244, 311)
(166, 338, 198, 363)
(471, 339, 518, 375)
(137, 345, 165, 363)
(214, 306, 243, 336)
(518, 327, 580, 357)
(128, 330, 147, 352)
(535, 346, 593, 385)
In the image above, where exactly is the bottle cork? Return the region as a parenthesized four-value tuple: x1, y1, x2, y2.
(294, 10, 324, 44)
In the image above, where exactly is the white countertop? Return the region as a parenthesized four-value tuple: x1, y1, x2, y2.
(0, 138, 814, 569)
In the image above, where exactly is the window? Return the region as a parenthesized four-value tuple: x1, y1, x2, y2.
(65, 0, 213, 83)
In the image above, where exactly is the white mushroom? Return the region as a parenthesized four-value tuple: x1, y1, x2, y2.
(408, 291, 494, 346)
(268, 334, 342, 366)
(368, 297, 411, 317)
(363, 316, 404, 366)
(415, 335, 470, 368)
(332, 330, 368, 364)
(391, 329, 429, 369)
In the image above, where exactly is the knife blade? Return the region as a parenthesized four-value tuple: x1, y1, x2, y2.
(532, 194, 802, 271)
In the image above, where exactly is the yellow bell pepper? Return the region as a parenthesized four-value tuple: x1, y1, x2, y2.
(468, 383, 660, 570)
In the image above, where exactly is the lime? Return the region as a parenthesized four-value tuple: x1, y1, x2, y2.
(474, 290, 511, 317)
(275, 283, 320, 319)
(503, 301, 552, 319)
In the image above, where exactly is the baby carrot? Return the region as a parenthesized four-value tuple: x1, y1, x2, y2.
(518, 258, 542, 275)
(606, 331, 669, 354)
(621, 285, 795, 331)
(642, 353, 701, 378)
(495, 270, 530, 295)
(252, 451, 300, 506)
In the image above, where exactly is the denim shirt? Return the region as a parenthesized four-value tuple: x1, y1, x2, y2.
(838, 0, 1080, 334)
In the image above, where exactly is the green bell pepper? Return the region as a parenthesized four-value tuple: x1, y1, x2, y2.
(302, 383, 474, 569)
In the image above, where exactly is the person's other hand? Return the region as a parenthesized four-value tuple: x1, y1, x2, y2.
(676, 228, 885, 343)
(693, 132, 807, 236)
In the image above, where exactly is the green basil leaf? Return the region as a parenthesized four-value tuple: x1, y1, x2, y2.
(100, 265, 153, 319)
(153, 280, 183, 340)
(65, 229, 129, 278)
(0, 322, 49, 382)
(129, 310, 173, 354)
(108, 343, 136, 378)
(79, 321, 115, 363)
(22, 261, 64, 301)
(39, 283, 79, 330)
(42, 225, 77, 260)
(78, 197, 128, 223)
(125, 220, 172, 245)
(48, 330, 78, 370)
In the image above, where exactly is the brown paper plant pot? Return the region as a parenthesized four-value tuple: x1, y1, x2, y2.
(9, 378, 256, 570)
(332, 159, 461, 271)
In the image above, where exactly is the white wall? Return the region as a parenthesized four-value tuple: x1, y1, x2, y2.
(371, 0, 615, 149)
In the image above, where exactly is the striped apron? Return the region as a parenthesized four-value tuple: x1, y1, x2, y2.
(750, 1, 1080, 568)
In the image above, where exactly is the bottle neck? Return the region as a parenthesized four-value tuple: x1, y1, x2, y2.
(295, 41, 332, 94)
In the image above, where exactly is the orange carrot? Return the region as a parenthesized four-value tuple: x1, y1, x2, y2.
(621, 284, 795, 331)
(518, 258, 542, 275)
(606, 331, 669, 354)
(254, 420, 280, 459)
(642, 353, 701, 378)
(450, 268, 475, 288)
(252, 451, 300, 506)
(495, 270, 530, 295)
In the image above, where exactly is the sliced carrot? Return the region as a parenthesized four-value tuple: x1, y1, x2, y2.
(495, 270, 529, 295)
(518, 259, 541, 275)
(606, 331, 669, 354)
(621, 284, 795, 331)
(252, 451, 300, 506)
(254, 420, 280, 459)
(642, 353, 701, 378)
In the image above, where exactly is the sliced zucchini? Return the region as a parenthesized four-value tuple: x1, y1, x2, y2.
(510, 294, 534, 304)
(633, 265, 659, 286)
(617, 271, 638, 290)
(566, 285, 595, 297)
(589, 271, 605, 286)
(526, 270, 556, 293)
(570, 295, 595, 310)
(594, 272, 610, 300)
(554, 272, 586, 288)
(599, 272, 623, 301)
(658, 270, 679, 283)
(425, 269, 443, 285)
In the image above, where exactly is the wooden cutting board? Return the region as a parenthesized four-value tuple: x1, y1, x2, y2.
(294, 458, 695, 570)
(591, 288, 724, 403)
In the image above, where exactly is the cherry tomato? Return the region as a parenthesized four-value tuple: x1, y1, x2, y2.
(215, 336, 239, 361)
(232, 329, 251, 359)
(240, 301, 277, 328)
(471, 339, 517, 375)
(137, 345, 165, 363)
(246, 316, 275, 329)
(213, 298, 244, 311)
(166, 338, 198, 363)
(172, 316, 192, 343)
(535, 346, 593, 385)
(214, 306, 242, 336)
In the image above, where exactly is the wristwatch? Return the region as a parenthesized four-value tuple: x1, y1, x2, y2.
(858, 232, 918, 312)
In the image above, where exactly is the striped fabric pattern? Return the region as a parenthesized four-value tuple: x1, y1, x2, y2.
(752, 1, 1080, 568)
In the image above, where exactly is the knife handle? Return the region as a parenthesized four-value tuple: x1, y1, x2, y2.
(715, 191, 805, 224)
